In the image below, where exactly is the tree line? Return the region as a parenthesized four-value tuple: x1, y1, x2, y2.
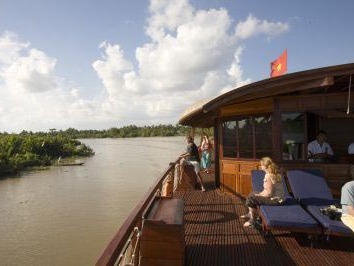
(0, 124, 188, 177)
(5, 124, 191, 139)
(0, 124, 212, 177)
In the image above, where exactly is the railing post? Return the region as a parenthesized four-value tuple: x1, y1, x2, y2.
(162, 162, 175, 197)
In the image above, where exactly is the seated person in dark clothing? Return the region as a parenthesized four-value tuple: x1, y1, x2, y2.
(179, 135, 206, 192)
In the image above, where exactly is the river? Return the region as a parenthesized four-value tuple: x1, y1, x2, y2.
(0, 137, 186, 266)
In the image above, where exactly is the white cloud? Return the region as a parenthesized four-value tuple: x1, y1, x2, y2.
(0, 0, 290, 132)
(92, 0, 289, 127)
(2, 49, 57, 93)
(235, 14, 289, 39)
(92, 42, 134, 98)
(0, 32, 104, 132)
(147, 0, 195, 41)
(0, 31, 29, 65)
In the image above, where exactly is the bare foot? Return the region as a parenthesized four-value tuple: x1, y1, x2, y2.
(240, 213, 250, 219)
(243, 220, 254, 227)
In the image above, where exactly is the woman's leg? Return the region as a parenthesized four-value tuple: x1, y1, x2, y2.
(241, 192, 256, 219)
(191, 161, 206, 191)
(243, 207, 257, 227)
(243, 193, 261, 227)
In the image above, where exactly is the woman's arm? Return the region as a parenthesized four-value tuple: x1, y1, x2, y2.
(257, 174, 273, 197)
(348, 206, 354, 217)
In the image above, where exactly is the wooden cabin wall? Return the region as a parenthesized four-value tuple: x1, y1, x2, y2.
(213, 118, 220, 187)
(219, 159, 259, 197)
(276, 92, 354, 111)
(319, 117, 354, 156)
(216, 92, 354, 197)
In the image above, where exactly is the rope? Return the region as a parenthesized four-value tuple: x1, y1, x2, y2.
(347, 74, 352, 115)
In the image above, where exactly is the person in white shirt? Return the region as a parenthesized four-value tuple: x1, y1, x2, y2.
(348, 143, 354, 154)
(307, 130, 334, 159)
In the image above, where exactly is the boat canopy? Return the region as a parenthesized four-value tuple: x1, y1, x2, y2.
(179, 62, 354, 127)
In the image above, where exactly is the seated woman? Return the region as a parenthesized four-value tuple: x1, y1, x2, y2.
(241, 157, 285, 227)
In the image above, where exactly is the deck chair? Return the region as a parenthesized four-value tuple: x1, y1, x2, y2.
(287, 170, 353, 238)
(251, 170, 320, 237)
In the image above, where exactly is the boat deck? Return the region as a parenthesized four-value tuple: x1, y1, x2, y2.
(174, 172, 354, 266)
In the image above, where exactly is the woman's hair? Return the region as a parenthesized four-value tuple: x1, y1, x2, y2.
(185, 135, 193, 143)
(260, 157, 282, 182)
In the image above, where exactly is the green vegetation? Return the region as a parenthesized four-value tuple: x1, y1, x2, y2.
(0, 124, 212, 177)
(0, 134, 94, 177)
(57, 124, 191, 138)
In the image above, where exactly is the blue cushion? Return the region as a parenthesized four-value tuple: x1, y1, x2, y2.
(306, 205, 353, 236)
(287, 170, 334, 204)
(298, 168, 322, 176)
(251, 169, 290, 197)
(260, 205, 319, 229)
(251, 170, 265, 192)
(251, 170, 319, 232)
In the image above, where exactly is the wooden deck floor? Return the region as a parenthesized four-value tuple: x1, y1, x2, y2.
(174, 172, 354, 266)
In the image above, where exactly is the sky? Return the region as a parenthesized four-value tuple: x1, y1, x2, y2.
(0, 0, 354, 133)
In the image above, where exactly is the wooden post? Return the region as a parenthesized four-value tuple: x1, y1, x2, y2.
(162, 165, 175, 197)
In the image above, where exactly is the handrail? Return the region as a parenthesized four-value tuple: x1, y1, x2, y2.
(96, 157, 182, 266)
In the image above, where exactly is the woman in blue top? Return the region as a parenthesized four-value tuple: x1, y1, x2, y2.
(200, 134, 212, 174)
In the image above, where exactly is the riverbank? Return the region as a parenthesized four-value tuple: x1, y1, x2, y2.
(0, 134, 94, 177)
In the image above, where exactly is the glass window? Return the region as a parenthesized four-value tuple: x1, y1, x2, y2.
(255, 116, 272, 158)
(222, 121, 237, 158)
(222, 115, 272, 159)
(282, 113, 305, 160)
(238, 118, 253, 158)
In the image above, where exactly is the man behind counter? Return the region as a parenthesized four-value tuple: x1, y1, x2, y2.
(307, 130, 334, 160)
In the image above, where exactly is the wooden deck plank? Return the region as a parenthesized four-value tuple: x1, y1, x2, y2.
(174, 171, 354, 266)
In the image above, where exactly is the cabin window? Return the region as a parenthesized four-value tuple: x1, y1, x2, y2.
(238, 118, 253, 158)
(221, 115, 272, 159)
(255, 115, 272, 158)
(281, 113, 305, 160)
(222, 121, 238, 158)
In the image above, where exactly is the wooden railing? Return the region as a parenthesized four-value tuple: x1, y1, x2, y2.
(96, 157, 182, 266)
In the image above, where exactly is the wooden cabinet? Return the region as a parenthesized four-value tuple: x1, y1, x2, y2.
(220, 159, 259, 197)
(140, 198, 184, 266)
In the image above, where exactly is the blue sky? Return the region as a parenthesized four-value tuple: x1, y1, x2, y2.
(0, 0, 354, 132)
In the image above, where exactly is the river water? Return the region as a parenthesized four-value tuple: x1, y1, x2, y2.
(0, 137, 186, 266)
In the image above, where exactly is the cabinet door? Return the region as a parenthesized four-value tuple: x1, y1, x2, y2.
(220, 160, 259, 196)
(239, 174, 252, 196)
(222, 173, 236, 194)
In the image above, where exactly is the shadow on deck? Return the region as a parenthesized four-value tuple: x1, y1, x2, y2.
(174, 171, 354, 266)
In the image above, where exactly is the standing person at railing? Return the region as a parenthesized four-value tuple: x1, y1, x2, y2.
(180, 135, 206, 192)
(200, 133, 212, 174)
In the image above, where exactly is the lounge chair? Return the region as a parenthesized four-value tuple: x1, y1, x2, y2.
(287, 170, 353, 238)
(251, 170, 320, 238)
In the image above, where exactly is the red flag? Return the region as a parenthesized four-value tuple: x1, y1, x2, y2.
(270, 50, 287, 77)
